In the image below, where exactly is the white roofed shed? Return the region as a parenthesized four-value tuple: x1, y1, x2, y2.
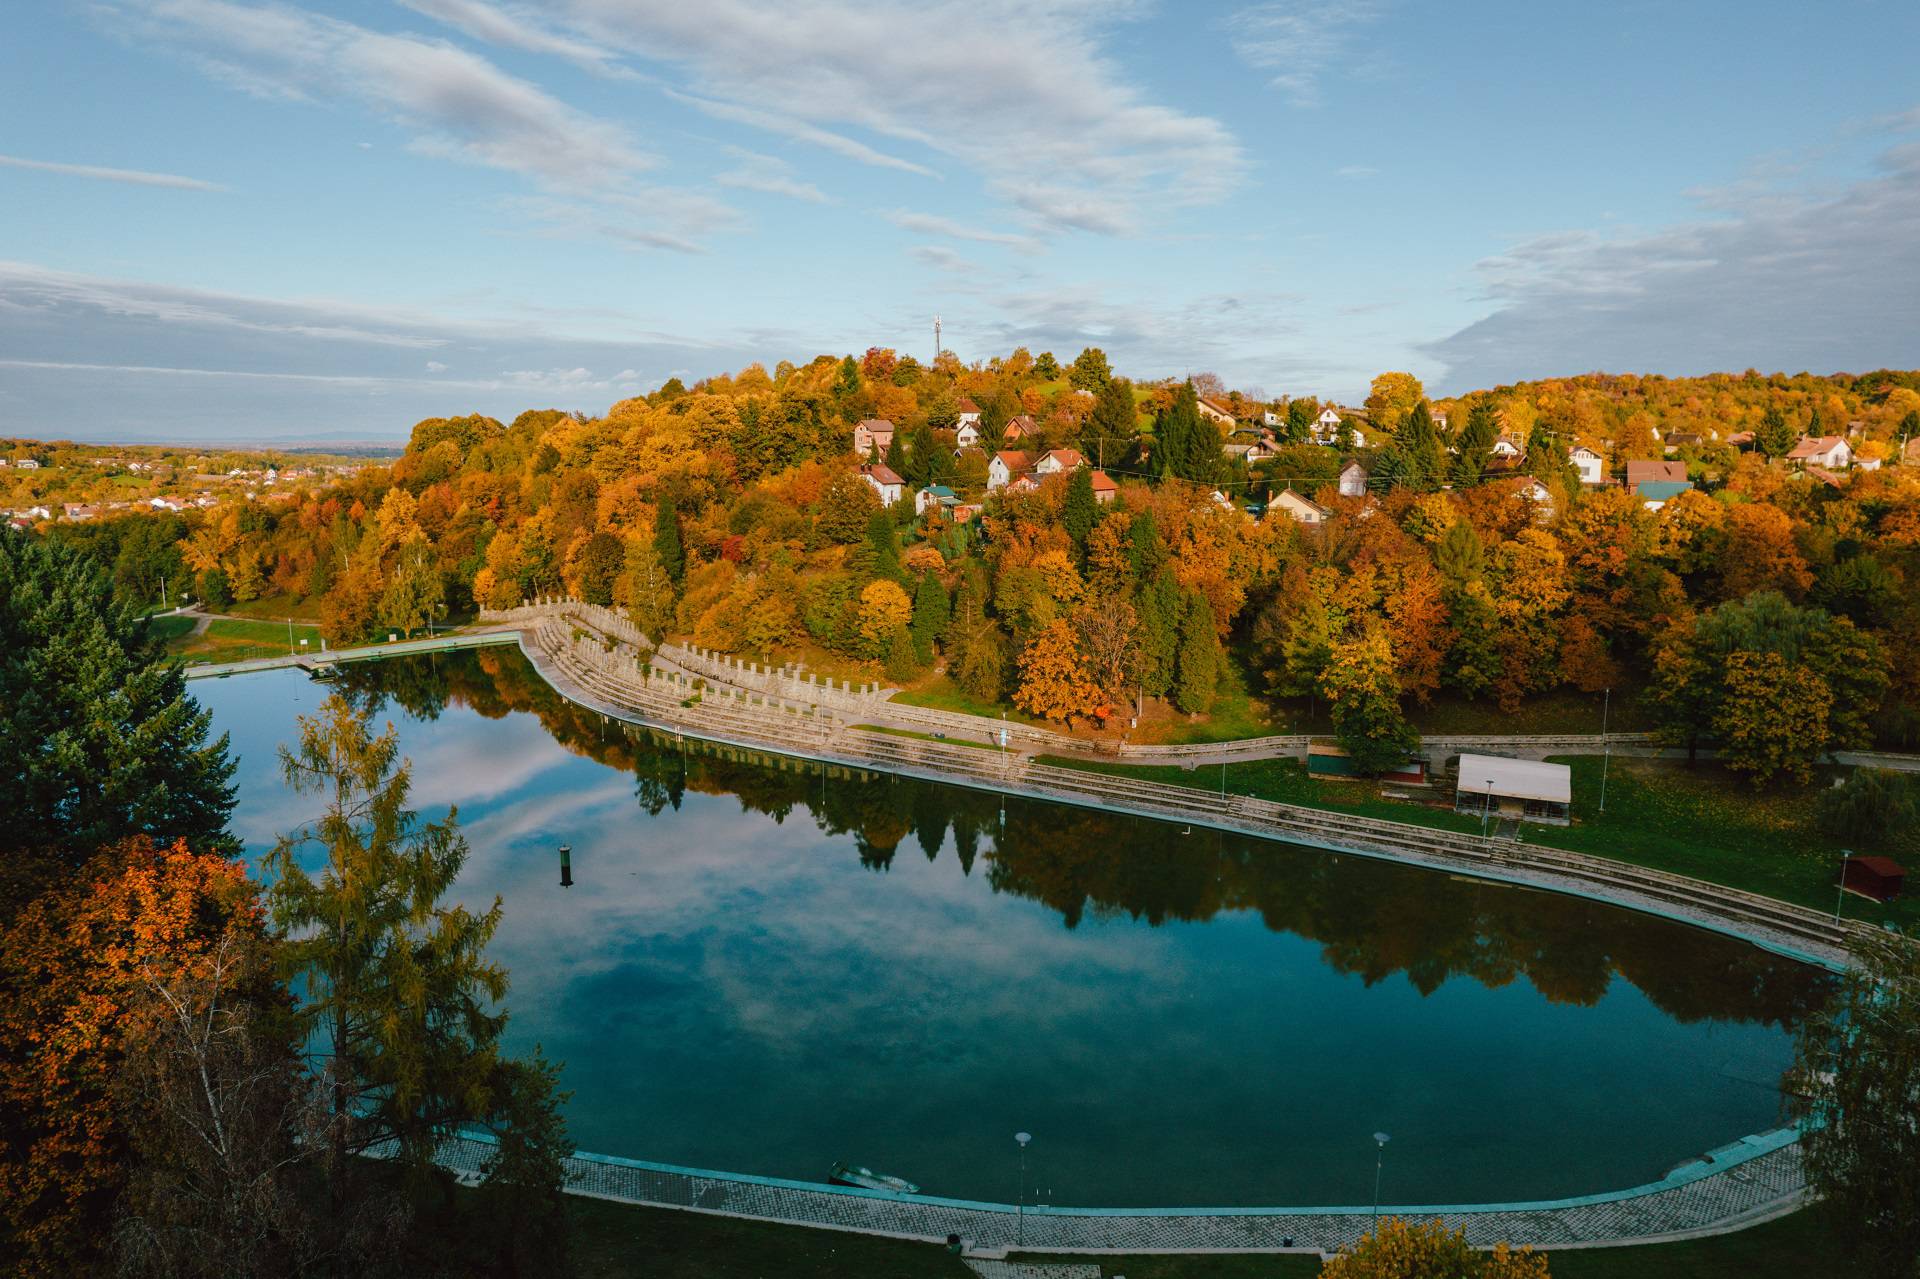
(1453, 753, 1573, 826)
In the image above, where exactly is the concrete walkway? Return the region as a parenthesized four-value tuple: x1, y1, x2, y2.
(432, 1126, 1808, 1254)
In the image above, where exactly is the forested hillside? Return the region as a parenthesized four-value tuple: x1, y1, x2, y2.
(39, 351, 1920, 780)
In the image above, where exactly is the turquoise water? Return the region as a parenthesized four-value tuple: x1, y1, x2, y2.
(195, 650, 1829, 1208)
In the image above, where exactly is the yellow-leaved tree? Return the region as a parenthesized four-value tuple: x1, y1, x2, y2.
(1013, 618, 1102, 723)
(1320, 1217, 1551, 1278)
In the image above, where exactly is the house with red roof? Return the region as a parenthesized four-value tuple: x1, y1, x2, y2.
(1786, 435, 1852, 470)
(860, 463, 905, 505)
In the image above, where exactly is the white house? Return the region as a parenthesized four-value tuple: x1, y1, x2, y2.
(860, 463, 905, 505)
(1034, 447, 1086, 476)
(1314, 407, 1343, 443)
(914, 484, 958, 517)
(1262, 409, 1282, 428)
(1785, 435, 1853, 470)
(1453, 754, 1572, 826)
(1491, 433, 1526, 459)
(148, 496, 187, 512)
(1269, 488, 1330, 525)
(1337, 460, 1369, 497)
(955, 421, 980, 449)
(956, 397, 982, 429)
(1569, 445, 1607, 487)
(15, 458, 41, 470)
(987, 450, 1032, 491)
(853, 418, 895, 456)
(1197, 397, 1237, 427)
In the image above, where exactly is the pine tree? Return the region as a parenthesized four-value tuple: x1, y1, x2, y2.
(1135, 567, 1181, 698)
(1757, 406, 1796, 457)
(0, 528, 236, 883)
(1452, 402, 1499, 485)
(885, 625, 919, 683)
(1128, 509, 1169, 578)
(652, 498, 685, 585)
(866, 511, 903, 583)
(1173, 590, 1219, 714)
(884, 431, 908, 480)
(910, 573, 949, 663)
(1083, 375, 1136, 469)
(1395, 401, 1447, 491)
(1063, 468, 1098, 555)
(905, 422, 937, 489)
(267, 694, 508, 1206)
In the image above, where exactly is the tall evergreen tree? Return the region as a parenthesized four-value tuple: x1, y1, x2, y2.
(1135, 568, 1181, 699)
(267, 695, 509, 1207)
(1284, 398, 1316, 445)
(905, 422, 937, 489)
(866, 511, 904, 583)
(1757, 406, 1796, 457)
(0, 528, 236, 887)
(884, 431, 908, 480)
(1063, 468, 1099, 556)
(1082, 375, 1136, 469)
(1128, 509, 1169, 578)
(652, 498, 685, 585)
(910, 572, 949, 663)
(1451, 402, 1500, 485)
(1173, 590, 1219, 714)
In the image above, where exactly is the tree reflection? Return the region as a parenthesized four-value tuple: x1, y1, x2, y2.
(359, 650, 1834, 1030)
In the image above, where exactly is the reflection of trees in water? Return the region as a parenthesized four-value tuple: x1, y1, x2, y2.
(349, 651, 1832, 1031)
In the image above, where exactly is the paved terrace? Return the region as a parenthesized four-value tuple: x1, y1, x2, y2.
(432, 1126, 1808, 1255)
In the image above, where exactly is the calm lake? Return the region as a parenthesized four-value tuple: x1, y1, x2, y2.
(195, 648, 1829, 1208)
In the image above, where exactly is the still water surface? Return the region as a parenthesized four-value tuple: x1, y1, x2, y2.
(195, 649, 1829, 1208)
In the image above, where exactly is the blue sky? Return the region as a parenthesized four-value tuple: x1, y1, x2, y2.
(2, 0, 1917, 441)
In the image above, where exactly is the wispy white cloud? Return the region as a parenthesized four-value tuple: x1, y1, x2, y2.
(0, 152, 226, 191)
(714, 148, 831, 204)
(556, 1, 1242, 235)
(884, 209, 1036, 250)
(397, 0, 635, 78)
(1226, 0, 1385, 107)
(100, 0, 744, 251)
(1336, 164, 1378, 179)
(666, 89, 938, 178)
(1422, 139, 1920, 389)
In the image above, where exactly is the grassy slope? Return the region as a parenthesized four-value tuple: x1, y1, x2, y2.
(566, 1197, 1834, 1279)
(161, 616, 326, 664)
(1039, 751, 1917, 929)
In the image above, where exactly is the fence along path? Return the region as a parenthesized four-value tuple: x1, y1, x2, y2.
(501, 601, 1868, 969)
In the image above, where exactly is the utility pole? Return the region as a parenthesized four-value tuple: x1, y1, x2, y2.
(933, 314, 941, 366)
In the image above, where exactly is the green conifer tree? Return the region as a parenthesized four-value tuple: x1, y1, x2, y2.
(1063, 468, 1098, 555)
(1173, 590, 1219, 714)
(652, 498, 685, 585)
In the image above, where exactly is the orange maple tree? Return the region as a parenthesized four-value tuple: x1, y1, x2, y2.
(0, 837, 266, 1273)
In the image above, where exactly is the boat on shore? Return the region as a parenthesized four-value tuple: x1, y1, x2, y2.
(829, 1161, 920, 1195)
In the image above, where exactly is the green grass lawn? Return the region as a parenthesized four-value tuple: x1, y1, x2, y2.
(892, 672, 1052, 728)
(141, 613, 199, 644)
(1036, 754, 1485, 837)
(1266, 684, 1649, 738)
(163, 616, 326, 665)
(563, 1197, 1834, 1279)
(1528, 756, 1919, 931)
(216, 593, 327, 623)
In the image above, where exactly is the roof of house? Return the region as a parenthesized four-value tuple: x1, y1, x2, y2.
(1727, 431, 1756, 446)
(1569, 444, 1604, 459)
(1274, 487, 1331, 516)
(1339, 459, 1368, 476)
(861, 463, 904, 486)
(856, 418, 895, 433)
(918, 484, 957, 499)
(1004, 414, 1036, 434)
(1636, 480, 1692, 501)
(1458, 754, 1572, 805)
(1786, 435, 1847, 459)
(1041, 447, 1085, 468)
(957, 397, 981, 413)
(1804, 466, 1845, 489)
(1198, 396, 1236, 416)
(992, 450, 1033, 470)
(1089, 469, 1116, 493)
(1625, 459, 1687, 486)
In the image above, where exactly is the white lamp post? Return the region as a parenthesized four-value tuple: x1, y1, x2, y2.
(1371, 1131, 1391, 1230)
(1014, 1131, 1032, 1248)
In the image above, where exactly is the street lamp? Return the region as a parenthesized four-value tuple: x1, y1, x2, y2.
(1371, 1131, 1390, 1230)
(1014, 1131, 1032, 1248)
(1599, 686, 1612, 814)
(1481, 778, 1495, 837)
(1836, 849, 1851, 922)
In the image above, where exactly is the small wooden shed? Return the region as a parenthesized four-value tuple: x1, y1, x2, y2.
(1841, 856, 1905, 903)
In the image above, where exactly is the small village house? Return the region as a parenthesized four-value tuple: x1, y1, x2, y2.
(1035, 447, 1086, 476)
(987, 449, 1033, 490)
(1269, 488, 1330, 525)
(853, 418, 895, 456)
(914, 484, 958, 517)
(1785, 435, 1853, 470)
(1002, 415, 1036, 444)
(1090, 470, 1117, 504)
(1569, 445, 1607, 486)
(860, 463, 905, 505)
(1197, 397, 1237, 426)
(1337, 460, 1369, 497)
